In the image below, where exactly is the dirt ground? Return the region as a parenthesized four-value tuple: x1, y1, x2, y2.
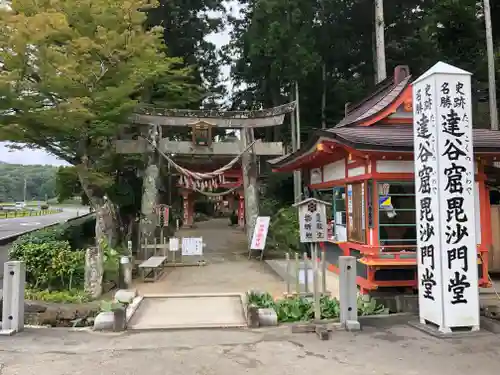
(134, 218, 285, 297)
(2, 318, 500, 375)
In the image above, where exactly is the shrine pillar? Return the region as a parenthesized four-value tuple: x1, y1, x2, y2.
(226, 194, 235, 212)
(237, 193, 245, 229)
(139, 125, 160, 245)
(182, 191, 195, 228)
(240, 128, 259, 241)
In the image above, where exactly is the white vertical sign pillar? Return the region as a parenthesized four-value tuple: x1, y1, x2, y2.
(2, 261, 26, 334)
(413, 62, 479, 333)
(294, 198, 331, 321)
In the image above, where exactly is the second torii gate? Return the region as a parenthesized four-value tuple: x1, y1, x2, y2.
(115, 103, 296, 247)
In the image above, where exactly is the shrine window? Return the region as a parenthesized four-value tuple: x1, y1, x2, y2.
(332, 187, 346, 227)
(347, 182, 366, 243)
(377, 181, 417, 251)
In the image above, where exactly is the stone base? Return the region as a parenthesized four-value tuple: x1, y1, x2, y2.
(24, 300, 100, 327)
(247, 305, 259, 328)
(345, 320, 361, 331)
(315, 325, 330, 340)
(407, 320, 487, 339)
(93, 291, 143, 331)
(0, 329, 16, 336)
(257, 308, 277, 326)
(93, 311, 115, 331)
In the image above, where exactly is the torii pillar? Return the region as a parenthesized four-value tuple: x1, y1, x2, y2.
(237, 191, 245, 229)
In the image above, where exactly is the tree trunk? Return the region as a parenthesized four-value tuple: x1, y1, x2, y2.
(374, 0, 387, 83)
(321, 62, 327, 129)
(483, 0, 499, 130)
(76, 163, 119, 298)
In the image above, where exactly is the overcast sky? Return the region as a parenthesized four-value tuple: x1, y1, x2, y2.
(0, 2, 239, 166)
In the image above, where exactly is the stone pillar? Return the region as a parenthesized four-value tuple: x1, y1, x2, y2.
(140, 125, 160, 244)
(84, 247, 103, 299)
(238, 193, 245, 229)
(188, 193, 195, 227)
(240, 128, 259, 242)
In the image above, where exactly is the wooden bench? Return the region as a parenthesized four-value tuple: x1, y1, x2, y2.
(138, 256, 167, 282)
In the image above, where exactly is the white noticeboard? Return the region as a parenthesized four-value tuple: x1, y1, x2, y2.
(295, 198, 329, 243)
(250, 216, 270, 250)
(181, 237, 203, 256)
(413, 61, 479, 333)
(169, 237, 179, 252)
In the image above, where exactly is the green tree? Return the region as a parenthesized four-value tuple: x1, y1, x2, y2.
(0, 0, 196, 251)
(0, 162, 58, 202)
(227, 0, 498, 148)
(145, 0, 227, 108)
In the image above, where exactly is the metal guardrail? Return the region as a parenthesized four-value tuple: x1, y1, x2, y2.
(0, 212, 95, 246)
(0, 208, 63, 219)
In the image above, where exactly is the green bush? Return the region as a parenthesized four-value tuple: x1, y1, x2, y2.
(246, 291, 388, 323)
(10, 215, 95, 251)
(11, 226, 66, 247)
(266, 206, 301, 253)
(10, 239, 85, 290)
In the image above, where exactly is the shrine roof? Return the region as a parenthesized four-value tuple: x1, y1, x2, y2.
(336, 66, 412, 128)
(269, 126, 500, 170)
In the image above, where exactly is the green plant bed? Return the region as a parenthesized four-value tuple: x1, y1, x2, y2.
(25, 288, 91, 304)
(247, 291, 389, 323)
(23, 290, 100, 327)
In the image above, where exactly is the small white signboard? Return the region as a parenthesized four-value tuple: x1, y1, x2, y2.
(182, 237, 203, 256)
(413, 61, 479, 333)
(293, 198, 331, 243)
(169, 237, 179, 252)
(250, 216, 270, 250)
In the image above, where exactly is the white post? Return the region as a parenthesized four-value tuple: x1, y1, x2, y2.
(339, 256, 358, 327)
(127, 240, 133, 257)
(1, 261, 26, 334)
(312, 243, 321, 321)
(413, 62, 479, 333)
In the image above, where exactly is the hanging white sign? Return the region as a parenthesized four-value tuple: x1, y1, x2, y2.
(294, 198, 330, 243)
(250, 216, 270, 250)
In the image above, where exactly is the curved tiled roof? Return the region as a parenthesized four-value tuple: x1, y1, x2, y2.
(323, 125, 500, 152)
(270, 125, 500, 169)
(336, 76, 411, 127)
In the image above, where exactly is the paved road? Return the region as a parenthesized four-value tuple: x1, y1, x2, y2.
(0, 207, 89, 280)
(1, 320, 500, 375)
(0, 207, 86, 240)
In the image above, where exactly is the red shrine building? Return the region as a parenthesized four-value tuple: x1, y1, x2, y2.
(177, 168, 245, 228)
(269, 65, 500, 294)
